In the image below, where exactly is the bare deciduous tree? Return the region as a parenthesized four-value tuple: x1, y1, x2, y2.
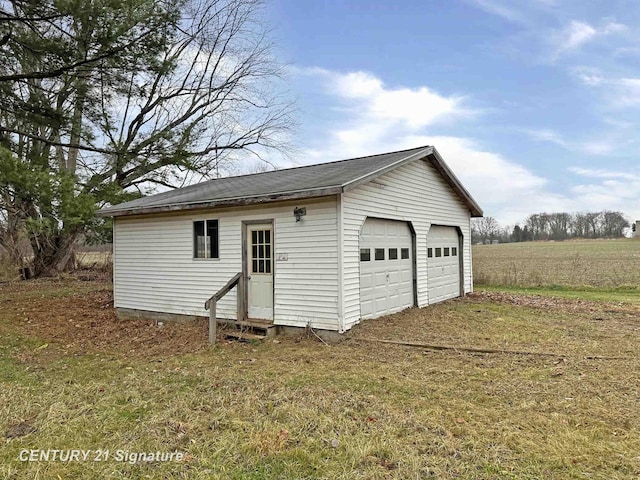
(0, 0, 293, 277)
(472, 216, 500, 244)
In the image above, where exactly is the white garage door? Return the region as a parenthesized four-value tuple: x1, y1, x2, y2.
(359, 218, 414, 319)
(427, 225, 461, 303)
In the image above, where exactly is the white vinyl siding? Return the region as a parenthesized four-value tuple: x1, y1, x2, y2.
(341, 159, 472, 330)
(113, 197, 339, 330)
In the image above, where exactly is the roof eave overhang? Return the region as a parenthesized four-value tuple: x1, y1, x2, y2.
(96, 186, 343, 218)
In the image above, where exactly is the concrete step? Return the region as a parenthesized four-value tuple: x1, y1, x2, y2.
(217, 318, 277, 337)
(223, 330, 267, 342)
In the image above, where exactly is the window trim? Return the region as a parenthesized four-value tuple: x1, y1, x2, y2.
(193, 218, 220, 260)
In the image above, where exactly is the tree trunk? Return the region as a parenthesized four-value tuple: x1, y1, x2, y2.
(30, 231, 79, 277)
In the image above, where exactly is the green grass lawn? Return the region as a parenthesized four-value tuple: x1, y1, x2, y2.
(2, 276, 640, 479)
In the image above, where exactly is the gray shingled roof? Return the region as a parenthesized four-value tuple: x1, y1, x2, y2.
(98, 146, 483, 217)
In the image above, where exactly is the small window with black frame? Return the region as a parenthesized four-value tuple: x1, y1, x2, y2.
(194, 220, 219, 259)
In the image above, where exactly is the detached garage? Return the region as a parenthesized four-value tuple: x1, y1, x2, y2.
(98, 145, 482, 334)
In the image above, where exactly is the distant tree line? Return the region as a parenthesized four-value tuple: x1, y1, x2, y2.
(472, 211, 630, 244)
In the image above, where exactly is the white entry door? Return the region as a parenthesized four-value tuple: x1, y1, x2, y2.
(427, 225, 461, 304)
(247, 224, 273, 320)
(359, 218, 414, 319)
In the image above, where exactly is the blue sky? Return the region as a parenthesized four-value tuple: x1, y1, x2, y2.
(261, 0, 640, 227)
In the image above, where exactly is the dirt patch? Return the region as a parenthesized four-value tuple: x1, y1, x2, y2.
(468, 290, 638, 313)
(3, 277, 210, 360)
(5, 420, 37, 439)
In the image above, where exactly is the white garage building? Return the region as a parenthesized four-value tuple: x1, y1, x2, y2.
(98, 146, 482, 333)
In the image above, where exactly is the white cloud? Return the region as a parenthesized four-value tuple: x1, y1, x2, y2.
(333, 71, 383, 99)
(522, 128, 569, 147)
(573, 69, 640, 109)
(564, 21, 598, 50)
(566, 168, 640, 222)
(569, 167, 640, 181)
(290, 67, 640, 225)
(313, 69, 471, 129)
(521, 128, 619, 156)
(615, 78, 640, 106)
(466, 0, 526, 24)
(293, 68, 581, 224)
(551, 20, 627, 59)
(572, 66, 605, 86)
(577, 141, 618, 156)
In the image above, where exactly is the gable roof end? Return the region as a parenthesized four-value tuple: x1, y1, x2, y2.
(97, 146, 483, 218)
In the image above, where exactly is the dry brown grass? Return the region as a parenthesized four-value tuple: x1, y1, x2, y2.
(1, 276, 640, 478)
(473, 239, 640, 288)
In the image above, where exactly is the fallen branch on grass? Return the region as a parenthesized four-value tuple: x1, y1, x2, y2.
(355, 337, 631, 360)
(308, 325, 329, 346)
